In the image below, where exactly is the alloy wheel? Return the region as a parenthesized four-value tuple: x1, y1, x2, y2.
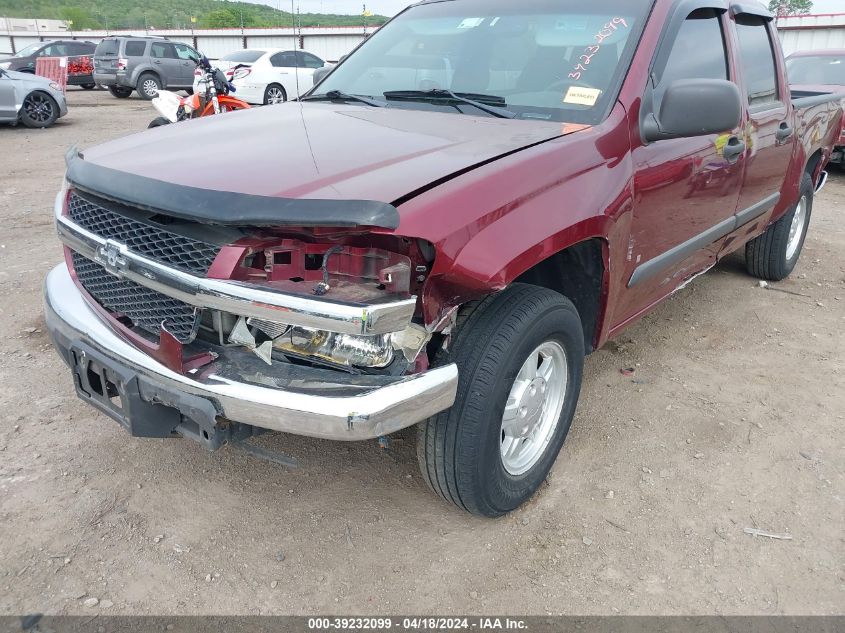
(500, 341, 568, 476)
(23, 92, 55, 124)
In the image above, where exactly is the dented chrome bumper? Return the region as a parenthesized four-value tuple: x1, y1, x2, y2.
(44, 264, 458, 441)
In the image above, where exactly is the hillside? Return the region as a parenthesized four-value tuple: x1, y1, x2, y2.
(0, 0, 388, 30)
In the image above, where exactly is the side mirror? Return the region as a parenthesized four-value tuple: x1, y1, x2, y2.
(312, 65, 333, 85)
(643, 79, 742, 143)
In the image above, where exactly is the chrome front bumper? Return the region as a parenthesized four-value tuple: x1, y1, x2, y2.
(44, 264, 458, 441)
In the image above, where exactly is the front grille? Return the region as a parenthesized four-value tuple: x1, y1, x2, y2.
(68, 191, 220, 275)
(72, 252, 201, 344)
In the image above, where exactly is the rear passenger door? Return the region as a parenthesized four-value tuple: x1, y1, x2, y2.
(269, 51, 299, 96)
(150, 42, 182, 87)
(725, 10, 794, 241)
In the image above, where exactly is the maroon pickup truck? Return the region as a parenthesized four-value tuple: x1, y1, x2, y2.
(45, 0, 843, 516)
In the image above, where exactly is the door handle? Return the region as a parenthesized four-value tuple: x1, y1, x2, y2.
(722, 136, 746, 164)
(153, 60, 161, 65)
(776, 122, 794, 143)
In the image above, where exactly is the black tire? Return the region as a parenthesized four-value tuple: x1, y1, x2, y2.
(19, 91, 59, 128)
(108, 86, 133, 99)
(148, 116, 171, 128)
(263, 83, 287, 105)
(417, 284, 585, 517)
(81, 83, 96, 90)
(745, 171, 814, 281)
(137, 73, 162, 100)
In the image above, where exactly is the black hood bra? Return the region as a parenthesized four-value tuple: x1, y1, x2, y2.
(64, 148, 401, 230)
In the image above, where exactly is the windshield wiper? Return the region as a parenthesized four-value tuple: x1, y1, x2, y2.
(383, 89, 517, 119)
(300, 90, 387, 107)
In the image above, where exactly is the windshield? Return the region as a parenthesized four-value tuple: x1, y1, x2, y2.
(314, 0, 653, 123)
(14, 43, 43, 58)
(787, 55, 845, 86)
(221, 50, 265, 63)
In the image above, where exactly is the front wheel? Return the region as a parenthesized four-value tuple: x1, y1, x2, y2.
(148, 117, 171, 128)
(263, 83, 287, 105)
(20, 91, 59, 128)
(81, 83, 96, 90)
(745, 171, 814, 281)
(417, 284, 585, 517)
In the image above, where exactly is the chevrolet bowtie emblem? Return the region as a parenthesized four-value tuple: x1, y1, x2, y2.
(96, 240, 128, 278)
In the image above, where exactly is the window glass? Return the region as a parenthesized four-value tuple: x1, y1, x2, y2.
(222, 50, 265, 63)
(655, 10, 727, 109)
(41, 43, 68, 57)
(299, 52, 325, 68)
(124, 41, 147, 57)
(735, 15, 779, 106)
(13, 43, 43, 58)
(174, 44, 197, 60)
(786, 55, 845, 86)
(271, 52, 297, 67)
(151, 42, 177, 59)
(315, 0, 654, 124)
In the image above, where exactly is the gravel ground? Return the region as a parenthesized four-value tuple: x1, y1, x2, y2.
(0, 89, 843, 616)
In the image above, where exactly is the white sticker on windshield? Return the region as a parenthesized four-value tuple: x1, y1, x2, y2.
(457, 17, 484, 29)
(490, 17, 501, 27)
(563, 86, 602, 106)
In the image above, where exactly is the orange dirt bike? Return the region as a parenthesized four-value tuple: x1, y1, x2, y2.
(149, 55, 250, 128)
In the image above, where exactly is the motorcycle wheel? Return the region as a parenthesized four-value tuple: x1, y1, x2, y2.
(148, 117, 172, 128)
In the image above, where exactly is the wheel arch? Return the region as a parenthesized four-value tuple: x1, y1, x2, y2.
(805, 148, 825, 185)
(423, 219, 614, 355)
(512, 238, 608, 354)
(135, 67, 161, 86)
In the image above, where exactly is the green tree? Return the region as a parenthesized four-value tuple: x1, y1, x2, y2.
(768, 0, 813, 16)
(201, 8, 240, 27)
(58, 6, 101, 29)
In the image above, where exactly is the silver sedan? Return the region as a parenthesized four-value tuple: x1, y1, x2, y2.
(0, 68, 68, 128)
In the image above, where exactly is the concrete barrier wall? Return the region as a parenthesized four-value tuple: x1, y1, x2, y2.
(0, 26, 377, 62)
(777, 13, 845, 56)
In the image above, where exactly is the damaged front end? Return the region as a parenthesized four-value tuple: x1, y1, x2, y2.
(46, 171, 457, 446)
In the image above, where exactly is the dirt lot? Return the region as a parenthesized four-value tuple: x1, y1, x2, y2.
(0, 89, 842, 616)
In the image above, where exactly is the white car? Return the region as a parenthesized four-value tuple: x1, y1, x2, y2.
(195, 48, 326, 105)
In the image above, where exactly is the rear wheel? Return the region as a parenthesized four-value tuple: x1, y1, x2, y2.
(417, 284, 585, 517)
(20, 91, 59, 128)
(108, 86, 133, 99)
(263, 83, 287, 105)
(81, 83, 96, 90)
(137, 73, 162, 100)
(148, 116, 171, 128)
(745, 171, 814, 281)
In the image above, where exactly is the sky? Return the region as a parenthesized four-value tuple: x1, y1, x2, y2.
(263, 0, 844, 16)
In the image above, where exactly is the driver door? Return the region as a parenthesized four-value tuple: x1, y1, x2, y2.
(174, 43, 200, 87)
(613, 6, 746, 324)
